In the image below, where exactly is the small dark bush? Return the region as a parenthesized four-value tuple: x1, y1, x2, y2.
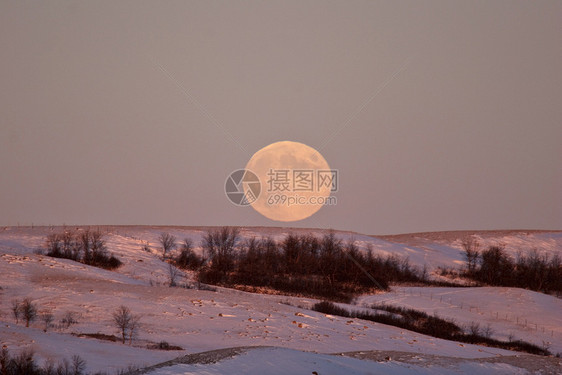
(147, 341, 183, 351)
(75, 333, 119, 342)
(60, 311, 78, 329)
(157, 341, 170, 349)
(159, 233, 177, 259)
(175, 239, 203, 270)
(20, 298, 37, 327)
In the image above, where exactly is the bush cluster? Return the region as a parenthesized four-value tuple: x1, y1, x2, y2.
(463, 244, 562, 293)
(312, 301, 550, 356)
(181, 227, 438, 302)
(0, 347, 138, 375)
(147, 341, 183, 350)
(42, 229, 122, 270)
(11, 298, 79, 332)
(11, 298, 37, 327)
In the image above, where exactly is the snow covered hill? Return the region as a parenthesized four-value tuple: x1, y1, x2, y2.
(0, 226, 560, 374)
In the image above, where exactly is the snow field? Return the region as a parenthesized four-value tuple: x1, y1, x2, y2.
(1, 226, 560, 373)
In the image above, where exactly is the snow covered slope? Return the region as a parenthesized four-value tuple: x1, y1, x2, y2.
(357, 287, 562, 354)
(374, 230, 562, 270)
(143, 346, 562, 375)
(0, 226, 560, 374)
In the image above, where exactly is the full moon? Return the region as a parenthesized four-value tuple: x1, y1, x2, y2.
(245, 141, 333, 222)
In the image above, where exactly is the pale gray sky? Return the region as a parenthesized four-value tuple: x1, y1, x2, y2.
(1, 1, 560, 234)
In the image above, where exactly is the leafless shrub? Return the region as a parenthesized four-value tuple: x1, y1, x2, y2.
(72, 354, 87, 374)
(461, 236, 480, 276)
(482, 323, 493, 339)
(20, 298, 37, 327)
(112, 306, 141, 345)
(11, 299, 20, 324)
(60, 311, 78, 329)
(41, 311, 54, 331)
(175, 239, 203, 270)
(159, 233, 177, 259)
(467, 321, 481, 336)
(168, 264, 180, 287)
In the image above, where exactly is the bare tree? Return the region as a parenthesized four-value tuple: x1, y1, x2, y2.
(58, 358, 72, 375)
(20, 298, 37, 327)
(462, 236, 480, 276)
(43, 358, 56, 375)
(1, 345, 9, 373)
(180, 238, 193, 253)
(202, 227, 239, 273)
(112, 305, 141, 345)
(61, 229, 78, 260)
(89, 229, 107, 263)
(11, 299, 20, 324)
(113, 306, 132, 344)
(467, 321, 481, 336)
(176, 238, 203, 270)
(318, 231, 342, 286)
(71, 354, 87, 375)
(482, 323, 494, 339)
(159, 233, 177, 259)
(168, 263, 180, 287)
(60, 311, 78, 330)
(80, 228, 92, 264)
(128, 314, 141, 346)
(41, 311, 54, 332)
(45, 233, 62, 257)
